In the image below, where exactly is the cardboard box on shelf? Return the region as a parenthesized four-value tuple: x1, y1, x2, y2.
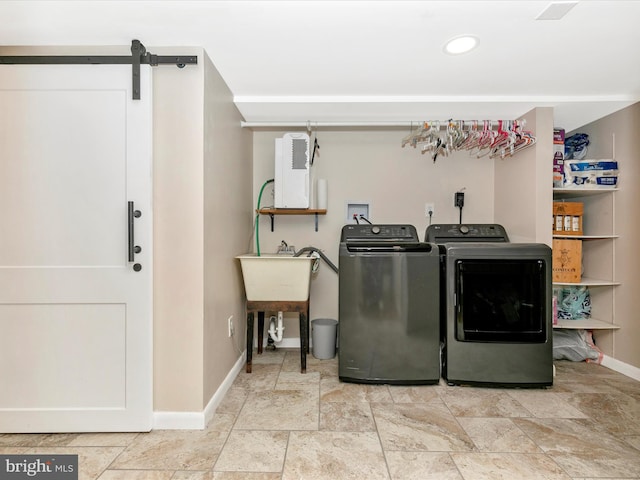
(552, 238, 582, 283)
(553, 201, 583, 235)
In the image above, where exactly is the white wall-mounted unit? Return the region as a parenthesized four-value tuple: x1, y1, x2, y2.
(275, 132, 310, 208)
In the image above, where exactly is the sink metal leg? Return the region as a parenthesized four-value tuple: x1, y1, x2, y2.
(257, 311, 265, 354)
(246, 311, 254, 373)
(299, 312, 307, 373)
(306, 305, 310, 353)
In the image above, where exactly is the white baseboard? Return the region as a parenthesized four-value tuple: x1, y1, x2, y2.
(202, 350, 246, 426)
(601, 354, 640, 381)
(152, 351, 245, 430)
(152, 411, 206, 430)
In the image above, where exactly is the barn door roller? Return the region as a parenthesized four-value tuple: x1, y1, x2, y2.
(0, 39, 197, 100)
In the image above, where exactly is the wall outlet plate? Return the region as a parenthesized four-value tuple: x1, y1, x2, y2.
(228, 315, 234, 337)
(425, 203, 435, 217)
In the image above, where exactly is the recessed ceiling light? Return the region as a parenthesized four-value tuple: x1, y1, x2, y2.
(443, 35, 479, 55)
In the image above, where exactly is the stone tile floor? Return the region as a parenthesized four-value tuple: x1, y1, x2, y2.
(2, 350, 640, 479)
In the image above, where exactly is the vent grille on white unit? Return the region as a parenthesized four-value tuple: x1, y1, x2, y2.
(275, 133, 310, 208)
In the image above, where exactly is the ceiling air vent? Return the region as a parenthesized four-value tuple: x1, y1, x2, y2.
(536, 1, 578, 20)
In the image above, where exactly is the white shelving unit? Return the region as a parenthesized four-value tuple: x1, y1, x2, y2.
(553, 185, 619, 331)
(555, 318, 620, 330)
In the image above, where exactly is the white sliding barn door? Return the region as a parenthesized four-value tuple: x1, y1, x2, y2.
(0, 64, 153, 432)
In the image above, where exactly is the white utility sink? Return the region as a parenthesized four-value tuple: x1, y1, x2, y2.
(236, 254, 315, 301)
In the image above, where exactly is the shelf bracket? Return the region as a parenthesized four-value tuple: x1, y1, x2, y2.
(269, 214, 275, 232)
(314, 213, 319, 232)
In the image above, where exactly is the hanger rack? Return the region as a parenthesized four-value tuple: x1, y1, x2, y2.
(402, 119, 536, 162)
(241, 121, 416, 128)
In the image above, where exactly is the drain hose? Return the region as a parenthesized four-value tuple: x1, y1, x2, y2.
(294, 247, 339, 274)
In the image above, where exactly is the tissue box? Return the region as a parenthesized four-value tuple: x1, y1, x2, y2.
(564, 159, 619, 188)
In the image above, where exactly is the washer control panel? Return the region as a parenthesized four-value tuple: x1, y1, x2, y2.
(341, 224, 419, 242)
(425, 224, 509, 243)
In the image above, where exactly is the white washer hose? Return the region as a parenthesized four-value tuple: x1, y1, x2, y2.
(311, 252, 321, 273)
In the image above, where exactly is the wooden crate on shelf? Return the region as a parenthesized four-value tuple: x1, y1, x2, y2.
(552, 238, 582, 283)
(553, 201, 583, 235)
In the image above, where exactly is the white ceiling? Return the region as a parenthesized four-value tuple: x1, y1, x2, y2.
(1, 0, 639, 131)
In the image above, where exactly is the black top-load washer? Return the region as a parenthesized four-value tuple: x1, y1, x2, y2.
(338, 224, 440, 384)
(426, 224, 553, 387)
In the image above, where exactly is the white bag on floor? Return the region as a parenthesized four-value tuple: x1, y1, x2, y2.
(553, 329, 602, 363)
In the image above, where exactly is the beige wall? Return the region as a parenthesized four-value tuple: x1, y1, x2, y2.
(202, 53, 253, 406)
(153, 47, 205, 412)
(494, 107, 554, 245)
(567, 103, 640, 368)
(154, 48, 253, 412)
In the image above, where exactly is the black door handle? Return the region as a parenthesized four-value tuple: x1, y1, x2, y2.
(128, 201, 142, 266)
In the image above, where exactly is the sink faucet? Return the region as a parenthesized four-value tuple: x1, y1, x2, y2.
(277, 240, 295, 255)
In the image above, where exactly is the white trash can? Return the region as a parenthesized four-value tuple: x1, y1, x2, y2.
(311, 318, 338, 359)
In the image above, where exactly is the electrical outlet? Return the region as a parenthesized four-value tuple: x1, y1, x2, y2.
(425, 203, 435, 217)
(228, 315, 234, 337)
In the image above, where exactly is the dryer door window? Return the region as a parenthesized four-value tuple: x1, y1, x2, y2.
(455, 259, 547, 343)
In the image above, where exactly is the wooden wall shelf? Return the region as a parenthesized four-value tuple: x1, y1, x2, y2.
(257, 208, 327, 232)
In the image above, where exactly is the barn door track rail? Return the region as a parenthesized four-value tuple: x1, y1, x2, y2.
(0, 39, 197, 100)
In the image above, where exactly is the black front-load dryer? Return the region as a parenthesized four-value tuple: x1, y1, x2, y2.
(426, 224, 553, 387)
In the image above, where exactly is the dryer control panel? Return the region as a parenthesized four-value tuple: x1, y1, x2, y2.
(425, 224, 509, 243)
